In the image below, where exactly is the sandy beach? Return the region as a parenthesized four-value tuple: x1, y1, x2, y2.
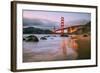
(23, 34, 91, 62)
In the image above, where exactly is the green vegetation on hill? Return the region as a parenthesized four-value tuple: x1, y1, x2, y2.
(23, 27, 52, 34)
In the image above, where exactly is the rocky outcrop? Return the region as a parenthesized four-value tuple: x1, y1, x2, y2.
(40, 37, 47, 40)
(24, 35, 39, 42)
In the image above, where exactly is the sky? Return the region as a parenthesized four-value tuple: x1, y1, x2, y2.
(23, 10, 91, 29)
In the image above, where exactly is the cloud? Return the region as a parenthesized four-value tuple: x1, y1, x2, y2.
(23, 18, 59, 30)
(23, 18, 90, 30)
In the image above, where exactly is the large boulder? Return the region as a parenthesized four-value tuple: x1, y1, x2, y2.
(40, 37, 47, 40)
(25, 35, 39, 42)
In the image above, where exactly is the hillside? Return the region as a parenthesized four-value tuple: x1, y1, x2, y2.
(23, 27, 52, 34)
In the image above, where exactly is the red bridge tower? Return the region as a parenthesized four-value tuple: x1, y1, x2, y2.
(61, 17, 64, 36)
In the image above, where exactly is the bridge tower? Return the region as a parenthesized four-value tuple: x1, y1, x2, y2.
(61, 17, 64, 36)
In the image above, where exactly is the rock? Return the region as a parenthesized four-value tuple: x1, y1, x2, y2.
(23, 38, 26, 40)
(40, 37, 47, 40)
(25, 35, 39, 42)
(61, 34, 69, 37)
(83, 34, 88, 37)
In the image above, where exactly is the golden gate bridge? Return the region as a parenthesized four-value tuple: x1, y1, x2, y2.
(52, 17, 78, 36)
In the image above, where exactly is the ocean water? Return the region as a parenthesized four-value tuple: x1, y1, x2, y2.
(23, 34, 78, 62)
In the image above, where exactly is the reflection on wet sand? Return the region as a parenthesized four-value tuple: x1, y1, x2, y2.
(61, 38, 67, 57)
(23, 34, 90, 62)
(60, 38, 78, 59)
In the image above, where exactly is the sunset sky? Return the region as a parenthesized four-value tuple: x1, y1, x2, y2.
(23, 10, 91, 29)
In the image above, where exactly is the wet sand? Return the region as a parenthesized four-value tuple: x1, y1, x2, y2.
(75, 35, 91, 59)
(23, 34, 91, 62)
